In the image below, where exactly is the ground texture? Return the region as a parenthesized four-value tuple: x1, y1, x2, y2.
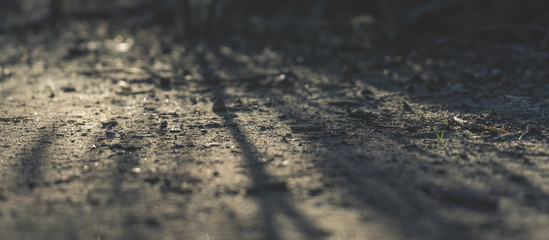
(1, 5, 549, 240)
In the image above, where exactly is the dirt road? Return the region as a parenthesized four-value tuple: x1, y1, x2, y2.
(1, 16, 549, 240)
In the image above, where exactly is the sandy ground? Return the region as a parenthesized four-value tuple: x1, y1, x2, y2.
(1, 15, 549, 240)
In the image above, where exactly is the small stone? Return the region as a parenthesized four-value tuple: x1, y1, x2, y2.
(106, 131, 115, 138)
(205, 142, 221, 148)
(158, 78, 171, 89)
(212, 98, 227, 112)
(108, 143, 139, 152)
(160, 121, 168, 129)
(169, 126, 181, 133)
(61, 86, 76, 92)
(278, 114, 288, 120)
(347, 107, 378, 120)
(108, 143, 124, 150)
(144, 176, 161, 185)
(402, 101, 413, 111)
(358, 88, 374, 99)
(101, 120, 118, 128)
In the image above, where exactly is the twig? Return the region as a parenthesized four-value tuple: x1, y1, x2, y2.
(452, 116, 509, 134)
(195, 72, 292, 84)
(518, 124, 531, 140)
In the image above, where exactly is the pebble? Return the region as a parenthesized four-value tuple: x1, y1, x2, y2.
(157, 78, 171, 89)
(109, 143, 124, 150)
(402, 101, 413, 111)
(101, 120, 118, 128)
(169, 126, 181, 133)
(212, 98, 227, 112)
(278, 114, 289, 120)
(143, 176, 161, 185)
(61, 86, 76, 92)
(109, 143, 139, 152)
(106, 131, 115, 138)
(205, 143, 221, 148)
(347, 107, 378, 120)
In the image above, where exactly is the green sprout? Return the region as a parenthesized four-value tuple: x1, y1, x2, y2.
(436, 131, 445, 142)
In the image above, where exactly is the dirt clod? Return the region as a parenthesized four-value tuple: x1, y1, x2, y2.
(212, 98, 227, 112)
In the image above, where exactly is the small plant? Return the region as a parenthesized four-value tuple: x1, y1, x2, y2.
(436, 131, 445, 142)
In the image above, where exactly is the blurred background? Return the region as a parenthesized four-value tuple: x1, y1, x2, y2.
(2, 0, 548, 45)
